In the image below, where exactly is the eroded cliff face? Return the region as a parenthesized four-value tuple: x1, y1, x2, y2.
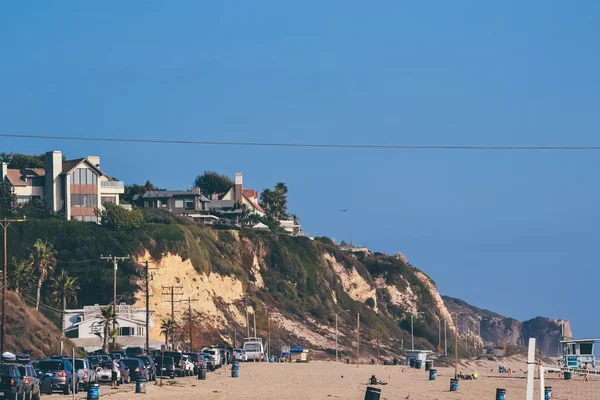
(131, 230, 459, 357)
(443, 296, 570, 357)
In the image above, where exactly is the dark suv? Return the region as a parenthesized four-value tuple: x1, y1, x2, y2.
(18, 364, 40, 400)
(136, 355, 156, 381)
(121, 358, 148, 382)
(0, 364, 26, 400)
(37, 359, 79, 395)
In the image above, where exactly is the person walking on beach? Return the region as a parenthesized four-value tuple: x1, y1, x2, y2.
(111, 358, 119, 389)
(583, 362, 590, 382)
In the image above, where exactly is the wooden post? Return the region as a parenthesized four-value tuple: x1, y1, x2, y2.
(356, 313, 360, 366)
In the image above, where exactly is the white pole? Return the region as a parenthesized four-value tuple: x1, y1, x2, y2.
(539, 365, 545, 400)
(72, 347, 75, 400)
(526, 338, 536, 400)
(444, 320, 447, 357)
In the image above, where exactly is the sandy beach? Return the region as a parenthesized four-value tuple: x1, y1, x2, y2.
(71, 359, 599, 400)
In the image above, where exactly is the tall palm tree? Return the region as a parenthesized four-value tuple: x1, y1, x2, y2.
(50, 270, 80, 331)
(98, 306, 117, 353)
(160, 318, 176, 348)
(28, 239, 56, 311)
(10, 257, 33, 295)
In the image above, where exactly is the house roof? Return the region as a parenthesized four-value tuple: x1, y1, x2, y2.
(142, 190, 208, 201)
(206, 199, 236, 208)
(252, 222, 269, 230)
(61, 158, 105, 176)
(5, 168, 45, 186)
(242, 193, 265, 214)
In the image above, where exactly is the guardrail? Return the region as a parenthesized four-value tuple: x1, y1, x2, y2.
(101, 180, 124, 188)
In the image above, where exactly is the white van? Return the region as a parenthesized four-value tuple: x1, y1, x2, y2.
(201, 348, 221, 368)
(242, 338, 264, 361)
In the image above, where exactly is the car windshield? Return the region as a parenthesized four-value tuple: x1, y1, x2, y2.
(102, 362, 114, 369)
(17, 367, 26, 376)
(0, 366, 10, 376)
(156, 357, 174, 366)
(244, 343, 261, 352)
(74, 360, 85, 369)
(137, 357, 150, 366)
(163, 352, 182, 363)
(38, 361, 64, 371)
(88, 357, 99, 364)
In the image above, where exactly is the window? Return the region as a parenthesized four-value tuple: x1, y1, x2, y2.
(73, 168, 98, 185)
(102, 196, 115, 204)
(73, 170, 80, 184)
(174, 199, 184, 208)
(137, 327, 144, 336)
(161, 201, 168, 208)
(580, 343, 593, 355)
(71, 194, 98, 207)
(119, 327, 133, 336)
(185, 199, 194, 210)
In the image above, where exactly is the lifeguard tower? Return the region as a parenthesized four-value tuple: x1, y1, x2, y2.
(560, 338, 599, 368)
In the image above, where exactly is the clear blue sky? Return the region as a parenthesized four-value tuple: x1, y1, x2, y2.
(2, 2, 599, 336)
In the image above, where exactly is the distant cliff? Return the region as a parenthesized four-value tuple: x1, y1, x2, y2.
(442, 296, 570, 357)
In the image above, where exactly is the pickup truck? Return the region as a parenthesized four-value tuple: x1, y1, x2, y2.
(201, 348, 221, 369)
(0, 364, 26, 400)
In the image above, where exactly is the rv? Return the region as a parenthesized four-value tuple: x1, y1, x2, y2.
(242, 337, 264, 362)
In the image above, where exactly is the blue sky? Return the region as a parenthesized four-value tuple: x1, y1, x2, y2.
(1, 2, 599, 336)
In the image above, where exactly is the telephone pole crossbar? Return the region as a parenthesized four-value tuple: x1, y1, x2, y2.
(139, 260, 158, 353)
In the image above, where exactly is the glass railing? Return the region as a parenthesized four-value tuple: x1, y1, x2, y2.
(100, 180, 124, 188)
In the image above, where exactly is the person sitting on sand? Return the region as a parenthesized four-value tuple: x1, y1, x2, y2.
(369, 375, 378, 385)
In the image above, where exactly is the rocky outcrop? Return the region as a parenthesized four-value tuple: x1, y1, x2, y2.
(443, 296, 569, 357)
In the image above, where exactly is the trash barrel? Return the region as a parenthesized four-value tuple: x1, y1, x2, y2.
(371, 359, 375, 365)
(231, 362, 240, 378)
(346, 358, 349, 364)
(563, 372, 572, 380)
(425, 360, 433, 371)
(269, 355, 275, 363)
(197, 367, 206, 380)
(415, 360, 422, 369)
(393, 358, 398, 366)
(87, 383, 100, 400)
(544, 386, 552, 400)
(383, 360, 389, 366)
(449, 378, 459, 392)
(429, 368, 437, 381)
(364, 386, 381, 400)
(409, 359, 415, 368)
(496, 388, 506, 400)
(135, 379, 147, 394)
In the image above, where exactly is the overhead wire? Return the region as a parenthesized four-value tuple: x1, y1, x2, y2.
(1, 133, 600, 151)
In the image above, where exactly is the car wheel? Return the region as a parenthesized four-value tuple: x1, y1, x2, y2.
(63, 384, 70, 396)
(74, 383, 79, 394)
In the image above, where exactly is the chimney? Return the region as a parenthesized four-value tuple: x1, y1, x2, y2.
(234, 172, 243, 203)
(191, 187, 201, 195)
(87, 156, 100, 168)
(1, 162, 7, 182)
(45, 151, 63, 211)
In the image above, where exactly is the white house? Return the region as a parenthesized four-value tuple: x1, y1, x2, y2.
(64, 304, 160, 351)
(278, 219, 301, 235)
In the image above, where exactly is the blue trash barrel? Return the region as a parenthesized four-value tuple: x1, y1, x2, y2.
(135, 379, 147, 394)
(544, 386, 552, 400)
(87, 383, 100, 400)
(449, 378, 459, 392)
(429, 369, 437, 381)
(269, 355, 275, 363)
(496, 388, 506, 400)
(231, 362, 240, 378)
(364, 386, 381, 400)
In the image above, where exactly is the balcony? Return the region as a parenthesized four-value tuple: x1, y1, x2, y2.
(101, 180, 124, 188)
(100, 180, 124, 195)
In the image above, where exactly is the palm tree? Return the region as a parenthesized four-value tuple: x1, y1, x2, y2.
(50, 270, 79, 331)
(10, 257, 33, 295)
(28, 239, 56, 311)
(160, 318, 176, 348)
(98, 306, 117, 353)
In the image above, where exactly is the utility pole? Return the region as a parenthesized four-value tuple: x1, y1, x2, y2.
(186, 297, 198, 351)
(444, 320, 447, 357)
(138, 261, 157, 354)
(161, 285, 183, 349)
(335, 309, 349, 363)
(438, 318, 441, 354)
(411, 315, 414, 350)
(253, 310, 257, 338)
(242, 296, 250, 338)
(376, 331, 380, 364)
(0, 217, 25, 356)
(100, 254, 129, 349)
(356, 313, 360, 365)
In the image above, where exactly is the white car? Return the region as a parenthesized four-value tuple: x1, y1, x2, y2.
(233, 349, 247, 362)
(201, 348, 221, 368)
(181, 356, 194, 376)
(96, 362, 120, 383)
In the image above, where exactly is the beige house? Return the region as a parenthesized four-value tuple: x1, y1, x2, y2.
(218, 172, 265, 216)
(1, 151, 124, 222)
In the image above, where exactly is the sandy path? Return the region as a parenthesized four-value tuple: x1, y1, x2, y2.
(69, 361, 599, 400)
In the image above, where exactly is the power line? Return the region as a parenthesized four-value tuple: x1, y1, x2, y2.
(1, 133, 600, 151)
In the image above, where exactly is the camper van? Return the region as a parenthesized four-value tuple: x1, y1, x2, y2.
(242, 338, 264, 362)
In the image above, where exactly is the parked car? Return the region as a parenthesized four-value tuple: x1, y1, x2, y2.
(162, 352, 185, 377)
(121, 358, 148, 382)
(154, 357, 175, 379)
(18, 363, 40, 400)
(96, 361, 120, 384)
(125, 347, 144, 358)
(201, 348, 221, 369)
(99, 355, 112, 363)
(109, 352, 124, 360)
(74, 358, 97, 391)
(37, 359, 79, 395)
(180, 355, 194, 376)
(87, 356, 102, 369)
(233, 349, 247, 362)
(118, 361, 130, 384)
(0, 364, 26, 400)
(199, 354, 215, 372)
(136, 355, 156, 381)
